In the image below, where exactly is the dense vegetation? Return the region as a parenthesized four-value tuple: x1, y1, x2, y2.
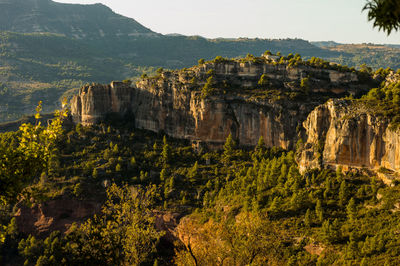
(0, 31, 156, 122)
(348, 68, 400, 130)
(1, 104, 400, 265)
(320, 44, 400, 72)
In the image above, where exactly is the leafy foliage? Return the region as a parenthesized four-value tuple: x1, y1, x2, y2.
(364, 0, 400, 35)
(0, 101, 67, 202)
(359, 73, 400, 130)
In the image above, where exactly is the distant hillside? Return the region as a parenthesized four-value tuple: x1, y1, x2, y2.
(0, 0, 155, 38)
(0, 31, 157, 121)
(311, 41, 342, 48)
(320, 44, 400, 70)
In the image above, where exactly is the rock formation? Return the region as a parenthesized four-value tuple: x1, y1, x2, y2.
(14, 197, 102, 237)
(71, 60, 372, 150)
(298, 99, 400, 175)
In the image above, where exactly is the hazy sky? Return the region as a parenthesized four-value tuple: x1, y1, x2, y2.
(55, 0, 400, 44)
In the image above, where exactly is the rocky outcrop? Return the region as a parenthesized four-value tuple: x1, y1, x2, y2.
(298, 99, 400, 174)
(71, 81, 134, 125)
(71, 61, 372, 150)
(154, 211, 182, 243)
(14, 197, 102, 237)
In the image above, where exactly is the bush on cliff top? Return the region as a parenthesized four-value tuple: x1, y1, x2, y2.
(361, 78, 400, 130)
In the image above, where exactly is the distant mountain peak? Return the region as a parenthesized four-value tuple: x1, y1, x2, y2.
(0, 0, 157, 38)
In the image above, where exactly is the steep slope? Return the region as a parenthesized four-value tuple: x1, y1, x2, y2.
(0, 0, 155, 38)
(298, 99, 399, 172)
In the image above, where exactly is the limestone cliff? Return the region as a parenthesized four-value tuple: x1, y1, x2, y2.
(71, 81, 134, 125)
(298, 99, 400, 174)
(71, 59, 372, 150)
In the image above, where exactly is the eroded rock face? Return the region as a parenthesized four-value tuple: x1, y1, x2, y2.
(71, 81, 134, 125)
(154, 211, 182, 243)
(71, 62, 371, 150)
(298, 99, 400, 173)
(14, 197, 102, 237)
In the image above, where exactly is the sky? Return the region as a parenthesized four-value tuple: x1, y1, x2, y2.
(55, 0, 400, 44)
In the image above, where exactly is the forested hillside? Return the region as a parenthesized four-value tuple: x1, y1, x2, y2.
(1, 106, 400, 265)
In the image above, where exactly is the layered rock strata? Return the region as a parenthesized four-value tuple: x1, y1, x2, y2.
(71, 61, 371, 150)
(298, 99, 400, 174)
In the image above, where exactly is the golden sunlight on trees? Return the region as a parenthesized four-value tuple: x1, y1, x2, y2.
(175, 212, 286, 265)
(0, 100, 68, 202)
(65, 184, 163, 265)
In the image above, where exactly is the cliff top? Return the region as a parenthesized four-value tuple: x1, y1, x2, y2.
(357, 71, 400, 130)
(138, 53, 377, 103)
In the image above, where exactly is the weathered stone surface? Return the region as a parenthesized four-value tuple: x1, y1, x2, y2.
(154, 211, 182, 243)
(71, 81, 134, 125)
(298, 99, 400, 173)
(71, 61, 372, 150)
(14, 197, 102, 237)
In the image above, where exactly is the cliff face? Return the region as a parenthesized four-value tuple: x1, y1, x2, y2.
(71, 81, 134, 125)
(71, 61, 371, 150)
(298, 99, 400, 174)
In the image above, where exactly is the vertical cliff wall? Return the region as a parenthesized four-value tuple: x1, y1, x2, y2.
(298, 99, 400, 174)
(71, 60, 373, 150)
(71, 81, 134, 125)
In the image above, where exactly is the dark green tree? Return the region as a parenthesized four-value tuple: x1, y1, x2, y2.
(338, 180, 347, 206)
(253, 136, 266, 160)
(201, 76, 216, 98)
(304, 209, 312, 228)
(222, 133, 236, 164)
(161, 136, 172, 166)
(188, 161, 199, 183)
(300, 76, 310, 94)
(66, 184, 163, 265)
(315, 199, 323, 223)
(364, 0, 400, 34)
(346, 198, 357, 222)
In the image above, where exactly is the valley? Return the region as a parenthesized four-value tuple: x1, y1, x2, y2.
(2, 0, 400, 265)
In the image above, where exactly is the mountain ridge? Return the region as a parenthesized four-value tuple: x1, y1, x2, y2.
(0, 0, 156, 38)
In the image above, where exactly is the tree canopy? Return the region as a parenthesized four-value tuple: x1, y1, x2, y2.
(364, 0, 400, 34)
